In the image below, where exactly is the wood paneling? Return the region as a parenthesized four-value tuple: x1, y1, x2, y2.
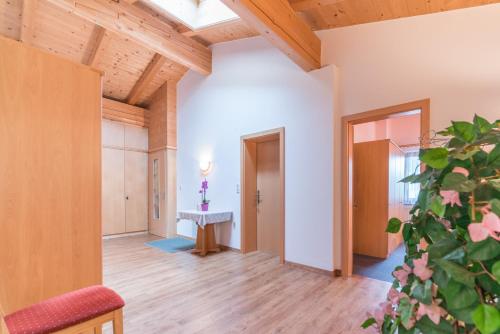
(0, 0, 22, 40)
(148, 83, 178, 151)
(20, 0, 38, 44)
(102, 98, 149, 128)
(182, 19, 259, 46)
(103, 234, 391, 333)
(222, 0, 321, 71)
(0, 36, 102, 313)
(45, 0, 212, 75)
(293, 0, 500, 30)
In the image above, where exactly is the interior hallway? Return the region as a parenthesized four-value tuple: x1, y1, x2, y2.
(103, 235, 389, 334)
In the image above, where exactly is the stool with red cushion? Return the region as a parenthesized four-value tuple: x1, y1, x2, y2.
(0, 285, 124, 334)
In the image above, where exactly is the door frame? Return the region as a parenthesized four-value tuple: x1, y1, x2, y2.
(340, 99, 430, 277)
(241, 127, 285, 264)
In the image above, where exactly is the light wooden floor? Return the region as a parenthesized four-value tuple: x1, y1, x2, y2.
(103, 234, 389, 334)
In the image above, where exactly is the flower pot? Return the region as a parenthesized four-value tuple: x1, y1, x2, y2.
(201, 203, 209, 212)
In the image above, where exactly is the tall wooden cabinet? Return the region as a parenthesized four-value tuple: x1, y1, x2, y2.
(102, 120, 148, 235)
(0, 37, 102, 313)
(353, 139, 405, 258)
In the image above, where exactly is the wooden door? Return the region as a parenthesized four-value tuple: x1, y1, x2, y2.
(102, 149, 126, 235)
(353, 140, 389, 258)
(256, 140, 281, 256)
(149, 150, 167, 237)
(125, 151, 148, 232)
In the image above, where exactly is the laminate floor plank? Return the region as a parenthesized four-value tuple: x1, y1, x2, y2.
(103, 234, 388, 334)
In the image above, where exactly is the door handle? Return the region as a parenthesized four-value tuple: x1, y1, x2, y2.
(256, 190, 262, 205)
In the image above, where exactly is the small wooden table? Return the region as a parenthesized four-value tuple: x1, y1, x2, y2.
(178, 210, 233, 256)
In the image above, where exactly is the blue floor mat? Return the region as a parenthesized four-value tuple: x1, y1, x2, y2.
(146, 237, 195, 253)
(353, 245, 405, 282)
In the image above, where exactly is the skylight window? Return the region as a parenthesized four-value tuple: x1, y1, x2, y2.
(147, 0, 239, 31)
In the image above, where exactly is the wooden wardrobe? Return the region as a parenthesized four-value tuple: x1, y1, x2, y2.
(102, 120, 148, 235)
(0, 37, 102, 313)
(353, 139, 406, 258)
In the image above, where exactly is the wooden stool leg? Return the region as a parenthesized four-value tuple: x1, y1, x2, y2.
(113, 309, 123, 334)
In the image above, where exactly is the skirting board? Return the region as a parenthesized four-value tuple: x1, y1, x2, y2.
(285, 260, 335, 277)
(103, 231, 148, 240)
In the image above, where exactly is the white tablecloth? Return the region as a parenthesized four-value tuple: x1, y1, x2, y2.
(178, 210, 233, 229)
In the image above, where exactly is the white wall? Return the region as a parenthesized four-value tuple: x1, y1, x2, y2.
(318, 4, 500, 268)
(177, 37, 336, 271)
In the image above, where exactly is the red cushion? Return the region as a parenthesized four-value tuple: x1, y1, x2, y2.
(4, 286, 124, 334)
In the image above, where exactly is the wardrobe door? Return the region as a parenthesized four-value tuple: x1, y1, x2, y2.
(102, 148, 126, 235)
(125, 151, 148, 232)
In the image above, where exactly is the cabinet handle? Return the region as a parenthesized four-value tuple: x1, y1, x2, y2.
(125, 196, 129, 200)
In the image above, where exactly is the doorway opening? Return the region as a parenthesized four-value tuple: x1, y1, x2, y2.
(241, 128, 285, 264)
(341, 100, 430, 278)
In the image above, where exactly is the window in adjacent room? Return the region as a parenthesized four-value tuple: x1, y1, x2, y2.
(404, 151, 420, 205)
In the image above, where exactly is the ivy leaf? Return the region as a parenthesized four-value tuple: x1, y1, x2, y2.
(398, 297, 415, 331)
(473, 114, 494, 134)
(428, 238, 461, 261)
(421, 148, 449, 169)
(386, 217, 403, 233)
(430, 196, 446, 217)
(452, 147, 480, 160)
(360, 317, 376, 329)
(440, 279, 478, 309)
(447, 302, 479, 325)
(434, 259, 476, 288)
(411, 280, 432, 305)
(441, 173, 476, 192)
(402, 223, 413, 241)
(492, 262, 500, 281)
(488, 144, 500, 168)
(472, 304, 500, 334)
(452, 121, 476, 143)
(477, 273, 500, 295)
(416, 316, 454, 334)
(489, 179, 500, 192)
(491, 198, 500, 216)
(467, 237, 500, 261)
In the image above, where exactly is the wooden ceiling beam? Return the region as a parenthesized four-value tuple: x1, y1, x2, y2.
(221, 0, 321, 71)
(20, 0, 38, 44)
(46, 0, 212, 75)
(127, 53, 167, 106)
(83, 26, 110, 67)
(102, 98, 149, 128)
(288, 0, 344, 11)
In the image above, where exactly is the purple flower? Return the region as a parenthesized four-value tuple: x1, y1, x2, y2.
(202, 180, 208, 190)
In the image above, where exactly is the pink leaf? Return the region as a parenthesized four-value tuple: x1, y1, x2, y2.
(452, 167, 470, 177)
(468, 223, 490, 242)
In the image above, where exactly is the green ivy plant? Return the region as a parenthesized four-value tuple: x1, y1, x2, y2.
(362, 115, 500, 334)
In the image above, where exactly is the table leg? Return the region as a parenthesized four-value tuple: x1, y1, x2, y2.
(192, 224, 220, 256)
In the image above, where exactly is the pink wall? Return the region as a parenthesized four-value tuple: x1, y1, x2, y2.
(319, 4, 500, 269)
(354, 114, 420, 146)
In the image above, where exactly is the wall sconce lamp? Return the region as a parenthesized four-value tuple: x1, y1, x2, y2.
(200, 160, 212, 176)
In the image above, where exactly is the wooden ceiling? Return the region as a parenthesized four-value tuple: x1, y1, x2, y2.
(290, 0, 500, 30)
(1, 0, 498, 108)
